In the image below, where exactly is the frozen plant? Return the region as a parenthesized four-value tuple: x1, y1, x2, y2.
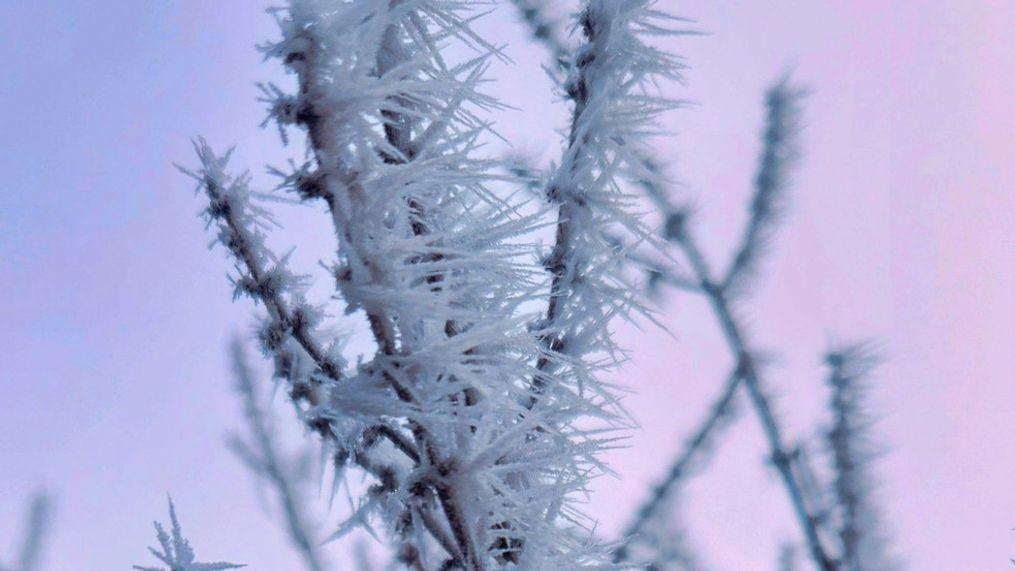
(116, 0, 906, 569)
(178, 0, 682, 569)
(134, 498, 244, 571)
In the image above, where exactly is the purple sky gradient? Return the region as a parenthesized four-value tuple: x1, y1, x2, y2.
(1, 1, 1012, 569)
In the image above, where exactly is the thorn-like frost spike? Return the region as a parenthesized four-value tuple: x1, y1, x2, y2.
(133, 498, 244, 571)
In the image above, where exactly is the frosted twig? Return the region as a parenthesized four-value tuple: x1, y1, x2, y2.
(512, 0, 694, 218)
(534, 0, 682, 400)
(614, 78, 836, 569)
(1, 493, 52, 571)
(179, 142, 343, 389)
(668, 213, 837, 571)
(722, 77, 804, 296)
(824, 343, 895, 571)
(509, 0, 571, 66)
(229, 341, 328, 571)
(183, 141, 418, 491)
(613, 368, 742, 563)
(133, 497, 244, 571)
(778, 543, 800, 571)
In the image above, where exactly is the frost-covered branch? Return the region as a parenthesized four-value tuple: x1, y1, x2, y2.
(182, 143, 420, 555)
(1, 493, 52, 571)
(228, 341, 328, 571)
(134, 498, 244, 571)
(611, 77, 836, 569)
(614, 368, 742, 564)
(722, 77, 803, 296)
(824, 344, 895, 571)
(187, 1, 676, 568)
(509, 0, 572, 67)
(179, 142, 345, 393)
(514, 5, 836, 567)
(778, 543, 800, 571)
(668, 199, 837, 571)
(535, 0, 681, 396)
(512, 0, 693, 217)
(617, 501, 703, 571)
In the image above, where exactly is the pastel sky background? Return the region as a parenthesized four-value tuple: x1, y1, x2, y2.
(1, 1, 1012, 570)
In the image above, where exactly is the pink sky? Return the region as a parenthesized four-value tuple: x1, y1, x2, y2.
(0, 1, 1012, 569)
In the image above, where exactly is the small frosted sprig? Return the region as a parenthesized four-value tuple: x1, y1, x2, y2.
(615, 368, 741, 563)
(1, 493, 52, 571)
(228, 341, 328, 571)
(824, 343, 896, 571)
(538, 0, 684, 380)
(133, 498, 244, 571)
(178, 139, 344, 390)
(722, 77, 806, 296)
(509, 0, 572, 67)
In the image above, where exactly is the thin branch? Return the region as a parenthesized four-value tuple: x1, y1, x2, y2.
(778, 543, 800, 571)
(179, 143, 343, 387)
(229, 340, 328, 571)
(2, 493, 52, 571)
(509, 0, 572, 66)
(183, 141, 420, 456)
(824, 343, 895, 571)
(722, 78, 805, 295)
(620, 77, 834, 568)
(512, 0, 692, 220)
(614, 367, 742, 563)
(672, 222, 838, 571)
(533, 0, 682, 400)
(134, 497, 244, 571)
(185, 144, 429, 566)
